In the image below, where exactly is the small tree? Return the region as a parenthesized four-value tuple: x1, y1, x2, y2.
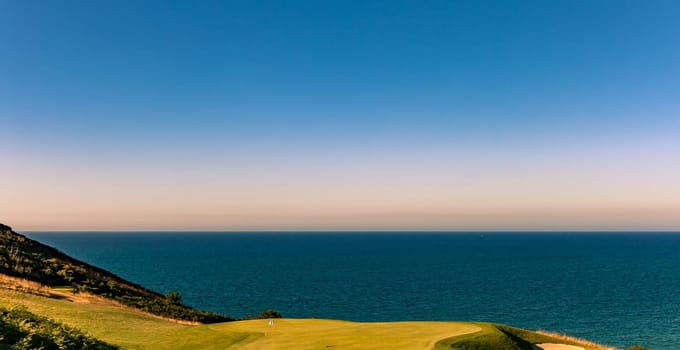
(258, 309, 282, 319)
(165, 290, 182, 305)
(56, 266, 75, 283)
(626, 346, 650, 350)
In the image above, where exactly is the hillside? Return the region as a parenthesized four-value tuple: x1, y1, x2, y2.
(0, 224, 230, 323)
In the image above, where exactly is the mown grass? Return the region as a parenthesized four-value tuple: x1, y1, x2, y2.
(1, 286, 478, 350)
(1, 287, 608, 350)
(210, 319, 480, 350)
(0, 288, 480, 349)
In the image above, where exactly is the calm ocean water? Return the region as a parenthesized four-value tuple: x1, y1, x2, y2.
(25, 232, 680, 349)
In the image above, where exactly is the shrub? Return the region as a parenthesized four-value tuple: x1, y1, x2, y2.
(258, 309, 283, 319)
(165, 290, 182, 305)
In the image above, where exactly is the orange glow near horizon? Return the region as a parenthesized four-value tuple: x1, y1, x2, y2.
(4, 139, 679, 231)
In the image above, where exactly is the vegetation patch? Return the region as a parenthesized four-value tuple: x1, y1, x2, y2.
(0, 305, 118, 350)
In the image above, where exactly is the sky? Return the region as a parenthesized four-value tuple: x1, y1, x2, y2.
(1, 0, 679, 231)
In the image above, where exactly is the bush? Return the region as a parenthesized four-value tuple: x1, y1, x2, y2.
(257, 309, 283, 319)
(165, 290, 182, 305)
(626, 346, 651, 350)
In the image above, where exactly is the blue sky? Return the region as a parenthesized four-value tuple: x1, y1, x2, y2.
(2, 1, 679, 230)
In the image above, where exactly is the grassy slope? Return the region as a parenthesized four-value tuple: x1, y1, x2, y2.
(0, 287, 605, 350)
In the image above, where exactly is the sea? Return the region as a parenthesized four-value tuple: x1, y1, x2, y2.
(25, 232, 680, 350)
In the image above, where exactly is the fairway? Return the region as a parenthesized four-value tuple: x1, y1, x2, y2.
(210, 319, 480, 350)
(1, 286, 600, 350)
(0, 287, 477, 349)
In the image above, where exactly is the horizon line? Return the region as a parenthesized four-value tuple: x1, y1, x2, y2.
(20, 229, 680, 233)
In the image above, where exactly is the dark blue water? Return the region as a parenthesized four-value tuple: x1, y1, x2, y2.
(25, 232, 680, 349)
